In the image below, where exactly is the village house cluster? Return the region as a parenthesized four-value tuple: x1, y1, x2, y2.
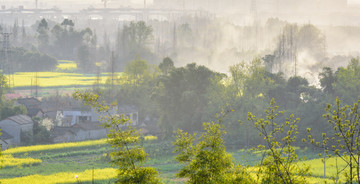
(0, 97, 160, 150)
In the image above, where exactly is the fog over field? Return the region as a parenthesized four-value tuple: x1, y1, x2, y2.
(1, 1, 360, 184)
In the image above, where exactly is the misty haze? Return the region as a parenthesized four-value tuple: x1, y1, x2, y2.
(0, 0, 359, 183)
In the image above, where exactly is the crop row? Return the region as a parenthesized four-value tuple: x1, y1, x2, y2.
(0, 155, 42, 168)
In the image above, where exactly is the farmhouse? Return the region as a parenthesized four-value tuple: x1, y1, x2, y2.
(0, 115, 34, 145)
(60, 109, 92, 126)
(91, 105, 139, 125)
(0, 130, 14, 150)
(51, 121, 107, 143)
(17, 97, 44, 118)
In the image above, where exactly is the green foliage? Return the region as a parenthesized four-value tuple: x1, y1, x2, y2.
(174, 122, 254, 184)
(153, 63, 219, 133)
(10, 47, 58, 72)
(319, 67, 336, 94)
(73, 91, 162, 184)
(124, 59, 151, 82)
(334, 58, 360, 104)
(21, 118, 51, 146)
(158, 57, 174, 75)
(308, 96, 360, 183)
(37, 18, 49, 48)
(117, 21, 155, 65)
(248, 99, 310, 184)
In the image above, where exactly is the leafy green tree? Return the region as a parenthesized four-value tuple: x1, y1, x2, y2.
(11, 48, 58, 72)
(77, 45, 93, 73)
(123, 21, 153, 47)
(37, 19, 49, 46)
(333, 58, 360, 104)
(174, 119, 254, 183)
(248, 99, 310, 184)
(117, 21, 156, 66)
(153, 63, 219, 133)
(297, 24, 326, 60)
(319, 67, 336, 94)
(158, 57, 174, 75)
(308, 97, 360, 184)
(124, 59, 151, 83)
(73, 91, 162, 184)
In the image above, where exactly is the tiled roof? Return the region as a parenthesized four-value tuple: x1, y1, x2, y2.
(7, 115, 33, 125)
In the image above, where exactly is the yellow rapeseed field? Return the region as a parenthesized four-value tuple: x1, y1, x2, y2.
(8, 72, 109, 88)
(0, 168, 117, 184)
(3, 139, 108, 154)
(4, 136, 157, 154)
(0, 155, 42, 168)
(300, 156, 348, 182)
(56, 60, 77, 70)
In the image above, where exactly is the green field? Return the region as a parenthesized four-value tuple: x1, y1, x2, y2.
(0, 137, 349, 184)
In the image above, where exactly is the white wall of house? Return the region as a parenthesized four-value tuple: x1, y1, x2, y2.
(62, 111, 92, 126)
(87, 129, 107, 140)
(53, 132, 75, 143)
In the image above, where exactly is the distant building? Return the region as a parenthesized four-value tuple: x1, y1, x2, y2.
(0, 130, 14, 150)
(17, 97, 44, 118)
(91, 105, 139, 126)
(51, 121, 107, 143)
(59, 110, 92, 126)
(0, 115, 34, 145)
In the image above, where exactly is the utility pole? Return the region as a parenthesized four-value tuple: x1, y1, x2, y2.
(102, 0, 110, 8)
(34, 72, 39, 98)
(1, 32, 14, 88)
(173, 23, 177, 56)
(35, 0, 38, 9)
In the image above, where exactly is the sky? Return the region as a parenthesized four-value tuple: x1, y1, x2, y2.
(349, 0, 360, 4)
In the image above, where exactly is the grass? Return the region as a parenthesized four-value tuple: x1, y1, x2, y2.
(0, 155, 42, 168)
(0, 138, 352, 184)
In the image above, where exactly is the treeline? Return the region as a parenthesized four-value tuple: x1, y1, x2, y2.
(97, 56, 360, 149)
(76, 78, 360, 184)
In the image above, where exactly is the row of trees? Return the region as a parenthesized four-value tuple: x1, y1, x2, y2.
(75, 87, 360, 183)
(98, 56, 360, 147)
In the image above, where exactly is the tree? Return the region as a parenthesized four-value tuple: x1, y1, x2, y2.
(248, 99, 310, 184)
(124, 59, 151, 83)
(37, 18, 49, 49)
(61, 19, 74, 31)
(333, 58, 360, 104)
(123, 21, 153, 47)
(153, 63, 218, 133)
(174, 113, 254, 183)
(308, 97, 360, 184)
(77, 45, 92, 72)
(158, 57, 174, 75)
(319, 67, 336, 94)
(119, 21, 155, 63)
(73, 91, 162, 184)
